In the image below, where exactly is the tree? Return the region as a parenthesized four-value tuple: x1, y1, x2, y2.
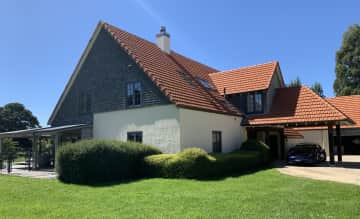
(0, 103, 40, 132)
(334, 24, 360, 96)
(288, 76, 302, 87)
(311, 82, 325, 98)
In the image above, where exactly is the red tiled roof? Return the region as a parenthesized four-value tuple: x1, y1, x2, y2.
(294, 95, 360, 130)
(327, 95, 360, 128)
(209, 61, 279, 95)
(104, 23, 241, 116)
(247, 86, 350, 126)
(284, 128, 304, 139)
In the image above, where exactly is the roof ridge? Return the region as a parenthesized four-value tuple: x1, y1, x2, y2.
(209, 60, 278, 75)
(326, 95, 360, 100)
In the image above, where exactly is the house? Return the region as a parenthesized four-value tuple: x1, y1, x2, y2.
(0, 21, 355, 168)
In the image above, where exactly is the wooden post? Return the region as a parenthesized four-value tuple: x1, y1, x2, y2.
(279, 129, 285, 160)
(328, 124, 335, 165)
(53, 134, 59, 169)
(0, 137, 3, 169)
(32, 135, 39, 169)
(336, 124, 342, 162)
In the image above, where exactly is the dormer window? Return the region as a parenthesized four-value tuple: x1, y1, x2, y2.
(197, 78, 213, 89)
(246, 92, 263, 113)
(127, 82, 142, 106)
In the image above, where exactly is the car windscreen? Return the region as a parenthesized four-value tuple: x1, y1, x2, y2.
(291, 147, 315, 155)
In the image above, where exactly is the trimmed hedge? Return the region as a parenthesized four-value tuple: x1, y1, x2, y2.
(239, 140, 271, 163)
(56, 139, 161, 184)
(143, 148, 263, 179)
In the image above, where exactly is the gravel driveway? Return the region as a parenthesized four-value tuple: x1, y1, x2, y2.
(276, 156, 360, 186)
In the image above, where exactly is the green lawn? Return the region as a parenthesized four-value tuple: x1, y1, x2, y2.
(0, 169, 359, 218)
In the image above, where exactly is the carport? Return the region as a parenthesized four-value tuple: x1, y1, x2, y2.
(245, 86, 354, 164)
(0, 124, 92, 170)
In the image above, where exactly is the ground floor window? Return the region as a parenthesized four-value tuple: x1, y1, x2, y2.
(127, 131, 143, 143)
(212, 131, 222, 153)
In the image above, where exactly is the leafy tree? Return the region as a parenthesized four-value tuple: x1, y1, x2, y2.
(288, 76, 302, 87)
(334, 24, 360, 96)
(1, 138, 19, 161)
(311, 82, 325, 98)
(0, 103, 40, 132)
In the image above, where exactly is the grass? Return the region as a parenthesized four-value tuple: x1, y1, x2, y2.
(0, 169, 359, 218)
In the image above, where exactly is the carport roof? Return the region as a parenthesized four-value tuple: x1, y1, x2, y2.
(245, 86, 353, 127)
(0, 124, 91, 138)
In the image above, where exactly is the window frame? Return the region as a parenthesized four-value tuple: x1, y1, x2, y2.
(246, 92, 263, 114)
(212, 131, 222, 153)
(127, 131, 143, 143)
(126, 81, 142, 107)
(79, 92, 92, 114)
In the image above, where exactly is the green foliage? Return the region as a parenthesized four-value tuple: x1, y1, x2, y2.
(288, 76, 302, 87)
(1, 138, 19, 161)
(56, 139, 161, 184)
(143, 147, 264, 179)
(311, 82, 325, 98)
(0, 170, 359, 218)
(240, 140, 271, 163)
(0, 103, 40, 132)
(334, 24, 360, 96)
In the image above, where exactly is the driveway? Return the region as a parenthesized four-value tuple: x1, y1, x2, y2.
(276, 156, 360, 186)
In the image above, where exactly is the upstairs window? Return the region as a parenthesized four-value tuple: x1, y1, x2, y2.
(246, 92, 263, 113)
(79, 92, 92, 114)
(247, 94, 254, 113)
(127, 131, 143, 143)
(127, 82, 142, 106)
(197, 78, 214, 89)
(255, 93, 263, 112)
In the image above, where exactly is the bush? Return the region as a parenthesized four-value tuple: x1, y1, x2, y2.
(240, 140, 271, 163)
(143, 148, 262, 179)
(56, 139, 161, 184)
(143, 148, 215, 178)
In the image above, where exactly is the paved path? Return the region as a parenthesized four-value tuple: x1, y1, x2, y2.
(0, 163, 56, 179)
(277, 156, 360, 186)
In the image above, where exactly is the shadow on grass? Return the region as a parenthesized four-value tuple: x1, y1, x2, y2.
(60, 164, 274, 187)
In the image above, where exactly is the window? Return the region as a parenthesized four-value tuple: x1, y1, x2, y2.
(247, 94, 254, 113)
(246, 92, 263, 113)
(255, 93, 262, 112)
(197, 78, 214, 89)
(127, 82, 142, 106)
(127, 131, 143, 143)
(212, 131, 222, 153)
(79, 92, 92, 114)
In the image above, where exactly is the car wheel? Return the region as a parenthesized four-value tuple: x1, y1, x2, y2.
(319, 152, 326, 162)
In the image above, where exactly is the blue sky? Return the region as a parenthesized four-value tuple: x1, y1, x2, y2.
(1, 0, 359, 126)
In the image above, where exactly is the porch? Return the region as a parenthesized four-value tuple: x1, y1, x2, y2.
(0, 124, 92, 171)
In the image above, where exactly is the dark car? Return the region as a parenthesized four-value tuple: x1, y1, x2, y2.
(287, 143, 326, 165)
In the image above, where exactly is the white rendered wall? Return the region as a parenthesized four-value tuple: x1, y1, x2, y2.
(299, 130, 329, 154)
(179, 108, 246, 153)
(93, 105, 181, 153)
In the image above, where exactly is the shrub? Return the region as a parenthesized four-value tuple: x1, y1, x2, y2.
(56, 139, 161, 184)
(143, 148, 262, 179)
(240, 140, 271, 163)
(143, 148, 215, 178)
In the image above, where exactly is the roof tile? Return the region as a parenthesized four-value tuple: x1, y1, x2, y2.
(209, 61, 278, 94)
